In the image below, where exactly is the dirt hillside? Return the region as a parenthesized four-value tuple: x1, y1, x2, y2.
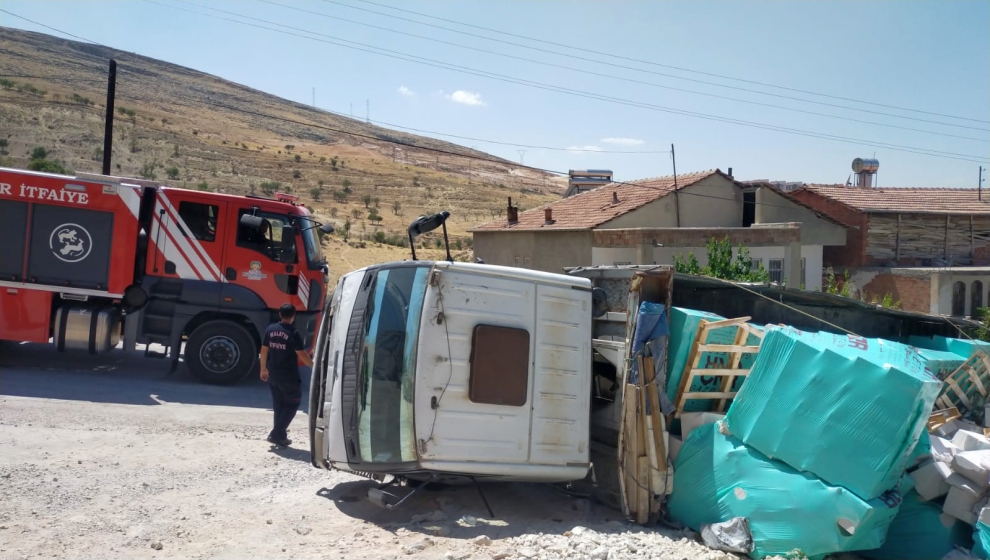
(0, 27, 564, 279)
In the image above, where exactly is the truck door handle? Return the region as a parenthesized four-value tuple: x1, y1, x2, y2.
(225, 267, 237, 281)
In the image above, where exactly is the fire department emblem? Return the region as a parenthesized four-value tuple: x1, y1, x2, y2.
(243, 261, 267, 281)
(49, 223, 92, 263)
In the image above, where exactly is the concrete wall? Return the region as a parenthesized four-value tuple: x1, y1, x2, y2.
(601, 175, 743, 229)
(591, 244, 824, 290)
(934, 272, 990, 317)
(756, 188, 848, 247)
(472, 230, 592, 274)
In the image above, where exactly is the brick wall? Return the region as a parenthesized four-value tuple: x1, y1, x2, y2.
(592, 225, 801, 248)
(787, 190, 868, 267)
(861, 273, 932, 314)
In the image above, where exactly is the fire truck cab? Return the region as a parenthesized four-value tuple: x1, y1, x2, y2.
(0, 166, 331, 384)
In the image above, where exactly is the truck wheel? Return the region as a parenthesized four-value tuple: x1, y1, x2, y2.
(185, 321, 257, 385)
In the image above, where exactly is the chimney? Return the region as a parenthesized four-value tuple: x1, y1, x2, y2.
(544, 207, 554, 225)
(507, 197, 518, 224)
(612, 191, 620, 204)
(728, 167, 733, 178)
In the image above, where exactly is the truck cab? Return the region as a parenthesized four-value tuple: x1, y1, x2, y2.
(308, 260, 593, 483)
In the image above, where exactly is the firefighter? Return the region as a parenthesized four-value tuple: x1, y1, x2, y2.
(259, 303, 313, 447)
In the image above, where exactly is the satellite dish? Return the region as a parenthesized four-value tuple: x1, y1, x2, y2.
(591, 287, 608, 318)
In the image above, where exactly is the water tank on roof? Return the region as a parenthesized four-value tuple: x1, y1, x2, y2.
(851, 158, 879, 174)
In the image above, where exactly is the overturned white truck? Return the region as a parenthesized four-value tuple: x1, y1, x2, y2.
(308, 223, 670, 515)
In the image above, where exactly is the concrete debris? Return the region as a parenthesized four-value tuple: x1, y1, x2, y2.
(910, 459, 952, 501)
(294, 524, 312, 536)
(953, 430, 990, 453)
(471, 535, 491, 546)
(150, 541, 163, 551)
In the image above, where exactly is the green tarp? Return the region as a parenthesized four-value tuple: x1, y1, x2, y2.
(858, 490, 972, 560)
(974, 521, 990, 560)
(724, 326, 942, 500)
(910, 335, 990, 362)
(668, 422, 900, 560)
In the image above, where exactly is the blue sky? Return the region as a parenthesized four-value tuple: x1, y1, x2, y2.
(2, 0, 988, 187)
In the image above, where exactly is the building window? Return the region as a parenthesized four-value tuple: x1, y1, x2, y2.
(768, 259, 783, 284)
(801, 258, 807, 288)
(952, 281, 966, 316)
(751, 258, 763, 272)
(742, 192, 756, 227)
(972, 281, 984, 315)
(177, 201, 218, 242)
(614, 261, 632, 266)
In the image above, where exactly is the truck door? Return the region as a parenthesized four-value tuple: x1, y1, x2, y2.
(225, 207, 303, 310)
(147, 191, 227, 285)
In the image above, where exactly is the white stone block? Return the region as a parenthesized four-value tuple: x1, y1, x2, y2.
(952, 450, 990, 489)
(910, 460, 952, 501)
(931, 435, 962, 463)
(952, 429, 990, 452)
(943, 473, 985, 525)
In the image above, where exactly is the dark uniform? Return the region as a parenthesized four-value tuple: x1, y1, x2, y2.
(263, 320, 305, 443)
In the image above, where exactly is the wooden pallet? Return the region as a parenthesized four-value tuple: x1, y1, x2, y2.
(936, 352, 990, 412)
(928, 407, 962, 432)
(672, 317, 764, 418)
(617, 355, 669, 525)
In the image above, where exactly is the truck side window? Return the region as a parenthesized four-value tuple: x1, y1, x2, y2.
(177, 202, 218, 242)
(469, 325, 530, 406)
(236, 210, 293, 261)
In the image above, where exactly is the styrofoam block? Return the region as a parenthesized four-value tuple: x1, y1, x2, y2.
(952, 450, 990, 489)
(668, 435, 683, 463)
(911, 460, 952, 501)
(680, 412, 725, 441)
(939, 420, 982, 439)
(943, 473, 985, 525)
(932, 436, 962, 463)
(980, 506, 990, 526)
(952, 430, 990, 452)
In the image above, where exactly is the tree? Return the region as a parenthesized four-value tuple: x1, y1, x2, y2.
(292, 170, 302, 179)
(294, 154, 301, 162)
(285, 144, 295, 151)
(0, 138, 7, 154)
(319, 156, 326, 164)
(352, 208, 363, 219)
(330, 156, 338, 170)
(362, 194, 372, 208)
(27, 159, 66, 174)
(260, 181, 280, 196)
(392, 200, 402, 215)
(368, 209, 383, 225)
(373, 231, 386, 243)
(317, 180, 324, 190)
(197, 181, 209, 191)
(310, 187, 322, 202)
(139, 162, 157, 180)
(31, 147, 47, 160)
(165, 166, 180, 180)
(342, 219, 351, 241)
(373, 196, 380, 208)
(330, 207, 338, 218)
(673, 237, 770, 283)
(342, 179, 352, 193)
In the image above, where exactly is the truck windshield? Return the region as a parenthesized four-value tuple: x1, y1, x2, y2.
(298, 217, 324, 267)
(357, 266, 429, 464)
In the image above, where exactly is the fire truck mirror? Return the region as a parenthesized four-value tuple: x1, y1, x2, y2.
(240, 214, 265, 230)
(278, 224, 296, 263)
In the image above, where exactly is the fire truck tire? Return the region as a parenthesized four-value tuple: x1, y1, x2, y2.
(185, 321, 258, 385)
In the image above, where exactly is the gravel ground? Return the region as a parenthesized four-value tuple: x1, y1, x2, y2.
(0, 342, 742, 560)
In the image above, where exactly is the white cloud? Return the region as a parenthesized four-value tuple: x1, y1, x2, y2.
(397, 85, 415, 97)
(447, 90, 486, 107)
(566, 145, 603, 153)
(601, 137, 645, 146)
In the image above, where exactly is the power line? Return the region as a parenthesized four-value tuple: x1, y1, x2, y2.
(245, 0, 988, 141)
(140, 0, 990, 163)
(341, 0, 989, 125)
(0, 9, 104, 45)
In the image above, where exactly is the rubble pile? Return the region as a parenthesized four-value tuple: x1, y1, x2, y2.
(659, 308, 990, 560)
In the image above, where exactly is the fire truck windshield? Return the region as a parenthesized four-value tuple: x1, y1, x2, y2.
(298, 218, 324, 267)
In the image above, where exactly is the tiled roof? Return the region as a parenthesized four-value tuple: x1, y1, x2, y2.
(472, 169, 727, 231)
(797, 184, 990, 215)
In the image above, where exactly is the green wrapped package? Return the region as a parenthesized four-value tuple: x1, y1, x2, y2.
(909, 335, 990, 361)
(974, 521, 990, 560)
(668, 423, 900, 560)
(858, 490, 972, 560)
(666, 308, 762, 415)
(725, 326, 942, 500)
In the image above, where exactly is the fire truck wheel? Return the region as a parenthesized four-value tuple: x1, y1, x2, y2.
(185, 321, 258, 385)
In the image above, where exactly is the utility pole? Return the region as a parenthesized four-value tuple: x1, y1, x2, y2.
(981, 166, 985, 201)
(517, 150, 526, 165)
(102, 59, 117, 175)
(671, 143, 680, 227)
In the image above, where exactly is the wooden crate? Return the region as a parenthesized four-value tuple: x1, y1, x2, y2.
(672, 317, 764, 418)
(936, 352, 990, 413)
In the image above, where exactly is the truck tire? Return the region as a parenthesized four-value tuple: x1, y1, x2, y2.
(185, 320, 258, 385)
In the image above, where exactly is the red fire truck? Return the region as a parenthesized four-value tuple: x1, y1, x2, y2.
(0, 166, 332, 384)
